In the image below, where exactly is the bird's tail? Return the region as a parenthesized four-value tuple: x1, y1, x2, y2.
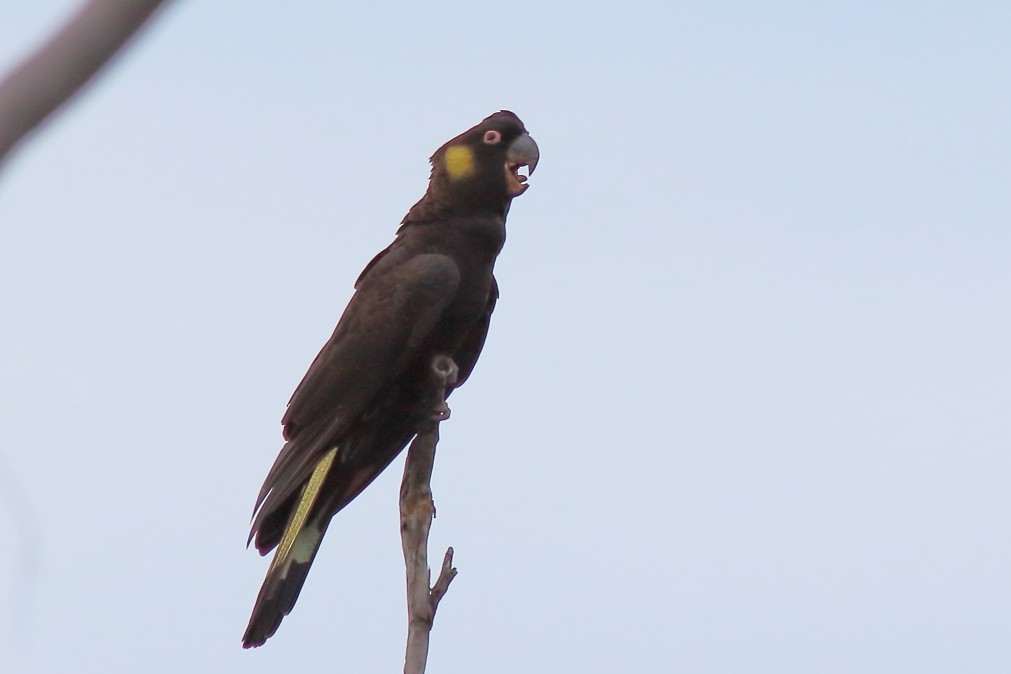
(242, 448, 337, 648)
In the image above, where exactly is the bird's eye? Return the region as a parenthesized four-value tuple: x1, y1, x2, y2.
(483, 130, 502, 145)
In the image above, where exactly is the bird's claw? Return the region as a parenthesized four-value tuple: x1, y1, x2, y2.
(430, 401, 452, 422)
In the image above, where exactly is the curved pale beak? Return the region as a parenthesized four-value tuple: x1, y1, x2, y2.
(504, 132, 539, 196)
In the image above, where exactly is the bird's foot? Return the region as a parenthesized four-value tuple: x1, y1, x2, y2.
(431, 355, 459, 390)
(430, 401, 452, 422)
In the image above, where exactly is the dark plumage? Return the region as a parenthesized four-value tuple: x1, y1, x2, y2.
(243, 111, 539, 648)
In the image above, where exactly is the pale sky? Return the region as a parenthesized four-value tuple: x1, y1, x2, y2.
(1, 2, 1010, 673)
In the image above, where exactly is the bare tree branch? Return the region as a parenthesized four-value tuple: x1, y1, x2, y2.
(400, 355, 460, 674)
(0, 0, 170, 168)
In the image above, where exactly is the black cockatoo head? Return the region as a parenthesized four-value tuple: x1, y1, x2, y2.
(405, 111, 539, 222)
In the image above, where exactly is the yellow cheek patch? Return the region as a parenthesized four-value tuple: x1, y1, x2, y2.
(444, 145, 474, 181)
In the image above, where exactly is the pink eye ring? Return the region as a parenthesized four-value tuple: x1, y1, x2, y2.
(483, 130, 502, 144)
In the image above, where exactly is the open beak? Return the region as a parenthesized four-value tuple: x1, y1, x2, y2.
(504, 132, 539, 197)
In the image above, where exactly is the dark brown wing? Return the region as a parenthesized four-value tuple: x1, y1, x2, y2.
(280, 243, 402, 440)
(250, 252, 461, 536)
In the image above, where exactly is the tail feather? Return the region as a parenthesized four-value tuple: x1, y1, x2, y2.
(243, 517, 330, 648)
(243, 448, 337, 648)
(243, 411, 422, 646)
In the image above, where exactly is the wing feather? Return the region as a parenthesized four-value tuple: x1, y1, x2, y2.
(250, 253, 461, 538)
